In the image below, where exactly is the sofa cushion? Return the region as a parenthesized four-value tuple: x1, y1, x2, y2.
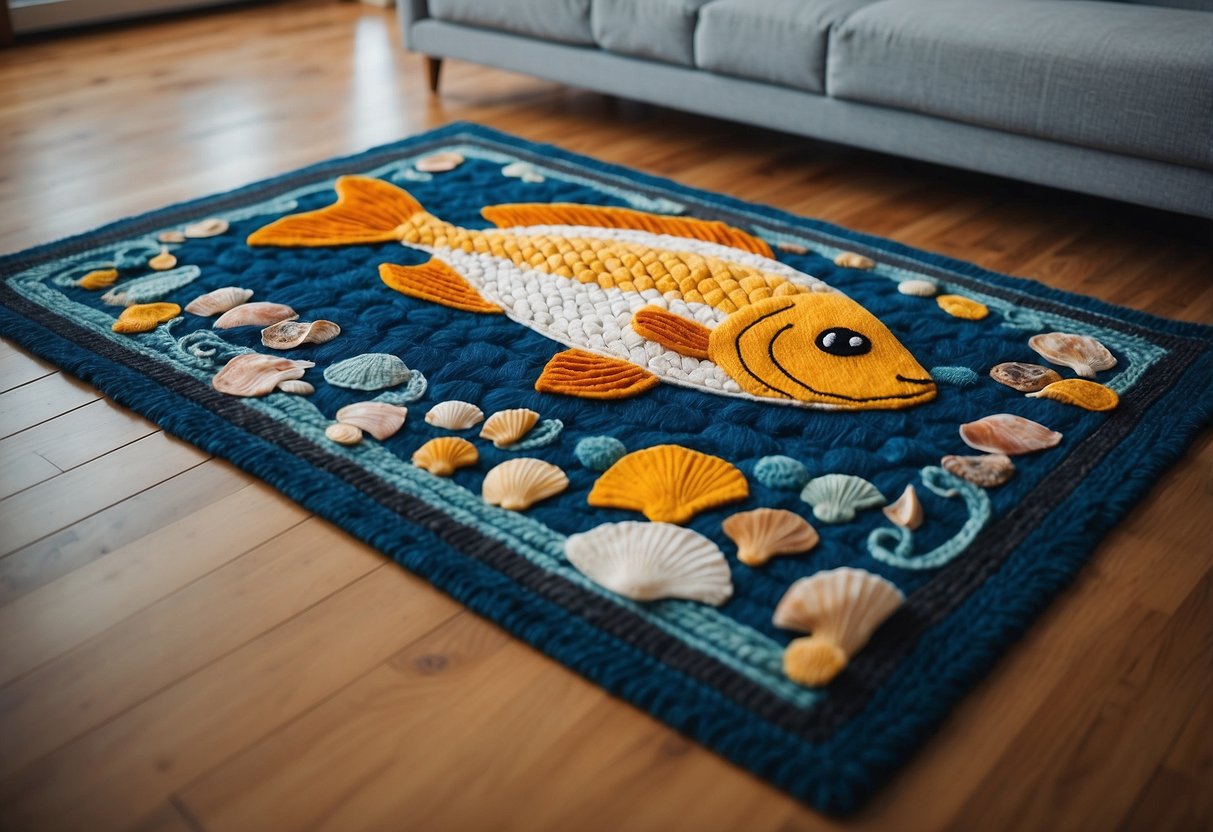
(827, 0, 1213, 169)
(694, 0, 877, 93)
(429, 0, 594, 46)
(591, 0, 715, 66)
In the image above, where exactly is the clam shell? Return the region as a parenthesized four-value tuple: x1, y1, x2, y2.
(882, 484, 923, 530)
(213, 302, 297, 329)
(941, 453, 1015, 488)
(721, 508, 818, 567)
(482, 458, 568, 511)
(502, 161, 543, 182)
(412, 437, 478, 476)
(960, 413, 1062, 455)
(185, 287, 254, 316)
(148, 249, 177, 271)
(212, 353, 314, 397)
(936, 294, 988, 320)
(573, 436, 627, 471)
(424, 400, 485, 430)
(325, 423, 363, 445)
(777, 241, 808, 255)
(479, 408, 539, 448)
(277, 379, 314, 395)
(753, 455, 810, 491)
(1026, 378, 1119, 411)
(1028, 332, 1116, 378)
(834, 251, 875, 270)
(989, 362, 1062, 393)
(588, 444, 749, 525)
(79, 268, 119, 290)
(261, 320, 341, 350)
(897, 279, 938, 297)
(322, 353, 411, 391)
(184, 218, 229, 238)
(101, 266, 201, 306)
(158, 230, 186, 244)
(800, 474, 885, 524)
(334, 402, 407, 440)
(564, 521, 733, 605)
(415, 151, 464, 172)
(111, 302, 181, 334)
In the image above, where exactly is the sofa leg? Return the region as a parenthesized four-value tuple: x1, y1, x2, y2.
(426, 57, 442, 93)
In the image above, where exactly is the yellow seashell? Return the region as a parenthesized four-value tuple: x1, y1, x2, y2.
(412, 437, 479, 476)
(482, 458, 568, 510)
(1026, 378, 1119, 411)
(784, 636, 847, 687)
(479, 408, 539, 448)
(587, 444, 749, 525)
(721, 508, 818, 567)
(158, 230, 186, 244)
(936, 294, 988, 320)
(834, 251, 875, 270)
(148, 249, 177, 271)
(111, 302, 181, 334)
(79, 268, 119, 290)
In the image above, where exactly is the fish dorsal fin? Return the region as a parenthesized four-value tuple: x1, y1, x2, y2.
(631, 307, 711, 359)
(536, 349, 660, 400)
(379, 259, 503, 314)
(481, 203, 774, 258)
(248, 176, 425, 247)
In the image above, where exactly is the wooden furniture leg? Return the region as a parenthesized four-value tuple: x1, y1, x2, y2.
(426, 56, 442, 93)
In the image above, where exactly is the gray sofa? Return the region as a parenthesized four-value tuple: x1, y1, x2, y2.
(399, 0, 1213, 218)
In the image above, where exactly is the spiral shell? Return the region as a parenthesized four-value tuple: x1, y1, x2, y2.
(261, 320, 341, 350)
(989, 362, 1062, 393)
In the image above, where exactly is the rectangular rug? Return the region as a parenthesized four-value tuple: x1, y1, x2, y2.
(2, 122, 1211, 814)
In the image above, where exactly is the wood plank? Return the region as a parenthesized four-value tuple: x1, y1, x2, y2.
(0, 397, 157, 472)
(0, 370, 99, 439)
(0, 347, 55, 394)
(0, 450, 61, 500)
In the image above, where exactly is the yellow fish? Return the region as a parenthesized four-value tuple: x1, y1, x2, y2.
(249, 176, 936, 410)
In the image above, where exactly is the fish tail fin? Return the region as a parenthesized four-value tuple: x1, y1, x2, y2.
(247, 176, 438, 247)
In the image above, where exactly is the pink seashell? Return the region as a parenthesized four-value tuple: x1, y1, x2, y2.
(959, 414, 1062, 455)
(415, 152, 464, 173)
(1028, 332, 1116, 378)
(213, 302, 297, 329)
(334, 402, 407, 441)
(261, 319, 341, 349)
(212, 354, 314, 397)
(185, 287, 253, 316)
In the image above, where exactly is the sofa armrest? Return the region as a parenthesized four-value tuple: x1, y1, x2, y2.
(397, 0, 430, 50)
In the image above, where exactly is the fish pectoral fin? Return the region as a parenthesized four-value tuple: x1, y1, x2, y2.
(535, 349, 660, 400)
(480, 203, 774, 258)
(379, 259, 503, 314)
(248, 176, 425, 247)
(631, 307, 711, 359)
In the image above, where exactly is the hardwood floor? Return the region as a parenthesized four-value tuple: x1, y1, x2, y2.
(1, 2, 1211, 829)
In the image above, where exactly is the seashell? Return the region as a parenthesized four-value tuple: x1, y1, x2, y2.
(212, 353, 314, 397)
(412, 437, 478, 476)
(1028, 332, 1116, 378)
(777, 241, 808, 255)
(325, 423, 363, 445)
(564, 521, 733, 605)
(721, 508, 818, 568)
(111, 302, 181, 334)
(277, 379, 314, 395)
(334, 402, 407, 440)
(941, 453, 1015, 488)
(800, 474, 885, 524)
(502, 162, 544, 183)
(574, 436, 627, 471)
(834, 251, 875, 270)
(1027, 378, 1119, 412)
(936, 294, 988, 320)
(960, 413, 1062, 455)
(773, 568, 904, 686)
(78, 268, 119, 290)
(101, 266, 201, 306)
(261, 319, 341, 349)
(930, 366, 980, 388)
(989, 361, 1062, 393)
(415, 151, 464, 173)
(898, 279, 938, 297)
(753, 455, 810, 491)
(322, 353, 412, 391)
(213, 302, 297, 329)
(425, 400, 485, 430)
(184, 218, 229, 238)
(882, 485, 923, 530)
(148, 249, 177, 271)
(185, 287, 253, 316)
(482, 458, 568, 511)
(157, 230, 186, 244)
(479, 408, 539, 448)
(587, 444, 749, 525)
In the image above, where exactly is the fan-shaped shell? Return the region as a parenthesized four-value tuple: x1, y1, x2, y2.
(415, 151, 464, 172)
(334, 402, 407, 440)
(1027, 378, 1119, 411)
(936, 294, 988, 320)
(277, 379, 314, 395)
(424, 400, 484, 430)
(799, 474, 885, 524)
(834, 251, 875, 270)
(158, 230, 186, 244)
(960, 413, 1062, 455)
(564, 521, 733, 605)
(412, 437, 478, 476)
(777, 241, 807, 254)
(479, 408, 539, 448)
(213, 302, 297, 329)
(185, 287, 253, 316)
(587, 444, 749, 525)
(322, 353, 411, 391)
(148, 249, 177, 271)
(897, 279, 938, 297)
(941, 453, 1014, 488)
(574, 436, 627, 471)
(722, 508, 819, 567)
(1029, 332, 1116, 378)
(184, 218, 229, 238)
(325, 423, 363, 445)
(882, 484, 923, 530)
(482, 458, 568, 511)
(79, 268, 119, 290)
(989, 362, 1062, 393)
(212, 353, 314, 397)
(111, 302, 181, 334)
(261, 320, 341, 349)
(753, 455, 810, 491)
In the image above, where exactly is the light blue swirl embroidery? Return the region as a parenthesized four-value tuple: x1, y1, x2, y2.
(509, 418, 563, 450)
(867, 466, 990, 570)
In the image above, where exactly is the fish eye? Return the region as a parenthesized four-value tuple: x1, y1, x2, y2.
(815, 327, 871, 357)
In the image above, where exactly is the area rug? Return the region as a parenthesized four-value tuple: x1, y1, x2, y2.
(2, 123, 1211, 814)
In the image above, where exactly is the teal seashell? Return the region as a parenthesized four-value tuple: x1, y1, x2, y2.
(323, 353, 413, 391)
(100, 266, 201, 306)
(574, 436, 627, 471)
(930, 366, 981, 388)
(753, 455, 810, 491)
(800, 474, 885, 524)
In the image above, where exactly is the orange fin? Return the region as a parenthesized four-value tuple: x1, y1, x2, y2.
(379, 259, 503, 314)
(481, 203, 774, 258)
(631, 306, 711, 359)
(248, 176, 425, 247)
(535, 349, 660, 400)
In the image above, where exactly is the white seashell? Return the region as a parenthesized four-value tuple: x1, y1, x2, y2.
(882, 485, 923, 530)
(897, 279, 938, 297)
(334, 402, 407, 441)
(277, 379, 314, 395)
(185, 287, 254, 316)
(425, 400, 484, 430)
(213, 302, 297, 329)
(564, 521, 733, 605)
(1028, 332, 1116, 378)
(800, 474, 885, 524)
(721, 508, 819, 567)
(325, 423, 363, 445)
(480, 408, 539, 448)
(482, 458, 568, 511)
(261, 319, 341, 349)
(960, 413, 1062, 455)
(184, 218, 229, 238)
(834, 251, 875, 270)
